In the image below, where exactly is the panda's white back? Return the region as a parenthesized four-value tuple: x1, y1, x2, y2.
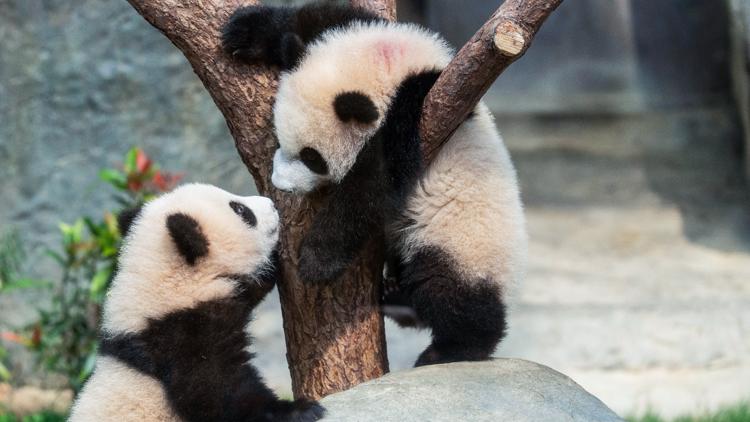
(398, 102, 527, 290)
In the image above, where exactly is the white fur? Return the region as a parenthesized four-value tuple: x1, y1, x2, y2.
(398, 104, 527, 287)
(273, 21, 452, 186)
(72, 184, 280, 421)
(272, 148, 328, 192)
(102, 184, 279, 334)
(69, 357, 178, 422)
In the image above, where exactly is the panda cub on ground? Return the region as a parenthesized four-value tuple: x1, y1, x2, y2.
(69, 184, 324, 422)
(223, 3, 527, 367)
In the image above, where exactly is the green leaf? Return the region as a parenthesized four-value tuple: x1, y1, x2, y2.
(124, 147, 138, 174)
(44, 249, 65, 265)
(77, 349, 97, 384)
(0, 361, 10, 381)
(89, 267, 111, 300)
(99, 168, 128, 190)
(1, 278, 50, 292)
(83, 217, 102, 237)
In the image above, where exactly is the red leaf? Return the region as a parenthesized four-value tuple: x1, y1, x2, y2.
(2, 331, 25, 345)
(128, 180, 143, 192)
(31, 326, 41, 347)
(152, 171, 183, 191)
(135, 149, 152, 173)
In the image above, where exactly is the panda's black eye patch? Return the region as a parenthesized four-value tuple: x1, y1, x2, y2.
(333, 91, 379, 124)
(229, 201, 257, 228)
(299, 147, 328, 175)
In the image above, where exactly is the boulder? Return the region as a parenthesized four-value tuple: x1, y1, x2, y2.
(320, 359, 623, 422)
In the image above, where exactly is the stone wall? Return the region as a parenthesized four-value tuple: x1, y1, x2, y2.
(0, 0, 255, 380)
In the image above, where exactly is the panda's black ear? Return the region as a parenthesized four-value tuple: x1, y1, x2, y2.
(117, 205, 143, 239)
(280, 32, 305, 69)
(333, 92, 379, 125)
(166, 213, 209, 266)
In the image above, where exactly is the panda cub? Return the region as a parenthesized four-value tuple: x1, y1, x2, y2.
(69, 184, 324, 422)
(222, 4, 527, 366)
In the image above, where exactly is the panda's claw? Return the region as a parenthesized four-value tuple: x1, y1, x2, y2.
(272, 399, 325, 422)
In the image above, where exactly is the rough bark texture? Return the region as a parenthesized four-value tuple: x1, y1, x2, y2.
(350, 0, 396, 20)
(124, 0, 560, 402)
(420, 0, 564, 161)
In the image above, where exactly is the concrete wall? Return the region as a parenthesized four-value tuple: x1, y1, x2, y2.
(425, 0, 733, 113)
(729, 0, 750, 180)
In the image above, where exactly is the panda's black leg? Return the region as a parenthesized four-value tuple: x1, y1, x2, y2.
(400, 248, 507, 367)
(381, 254, 423, 328)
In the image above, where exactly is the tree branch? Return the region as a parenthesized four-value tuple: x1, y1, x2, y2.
(350, 0, 396, 20)
(420, 0, 564, 161)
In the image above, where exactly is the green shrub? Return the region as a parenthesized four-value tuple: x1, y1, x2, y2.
(0, 147, 182, 391)
(628, 402, 750, 422)
(0, 412, 67, 422)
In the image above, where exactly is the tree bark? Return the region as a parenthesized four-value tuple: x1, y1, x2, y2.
(350, 0, 396, 20)
(124, 0, 560, 401)
(420, 0, 564, 161)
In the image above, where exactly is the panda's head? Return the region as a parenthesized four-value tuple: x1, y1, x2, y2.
(270, 22, 451, 193)
(103, 184, 279, 332)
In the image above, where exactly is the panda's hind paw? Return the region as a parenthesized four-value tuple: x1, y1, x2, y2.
(274, 399, 325, 422)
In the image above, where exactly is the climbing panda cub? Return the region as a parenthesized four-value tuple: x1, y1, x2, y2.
(69, 184, 324, 422)
(223, 4, 527, 366)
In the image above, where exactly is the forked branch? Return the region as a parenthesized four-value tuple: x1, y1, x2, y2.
(123, 0, 561, 400)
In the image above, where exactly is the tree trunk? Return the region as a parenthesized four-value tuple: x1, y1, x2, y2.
(125, 0, 392, 400)
(124, 0, 561, 401)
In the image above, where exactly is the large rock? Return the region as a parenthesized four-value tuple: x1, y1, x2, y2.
(320, 359, 623, 422)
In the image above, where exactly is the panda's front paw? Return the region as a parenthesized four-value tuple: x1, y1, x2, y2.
(297, 239, 349, 284)
(221, 6, 280, 63)
(276, 399, 326, 422)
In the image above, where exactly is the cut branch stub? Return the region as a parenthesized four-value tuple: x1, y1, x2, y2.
(420, 0, 564, 162)
(494, 20, 526, 56)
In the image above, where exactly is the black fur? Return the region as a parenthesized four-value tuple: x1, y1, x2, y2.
(166, 213, 209, 266)
(392, 247, 507, 367)
(333, 92, 380, 124)
(377, 70, 508, 366)
(100, 259, 325, 422)
(299, 147, 329, 175)
(222, 3, 382, 70)
(117, 205, 143, 239)
(381, 70, 441, 204)
(297, 71, 440, 284)
(297, 135, 387, 283)
(230, 200, 258, 228)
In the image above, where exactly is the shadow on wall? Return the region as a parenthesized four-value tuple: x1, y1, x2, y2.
(503, 111, 750, 255)
(640, 110, 750, 254)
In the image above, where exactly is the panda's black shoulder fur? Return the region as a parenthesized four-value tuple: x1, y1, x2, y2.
(222, 2, 382, 69)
